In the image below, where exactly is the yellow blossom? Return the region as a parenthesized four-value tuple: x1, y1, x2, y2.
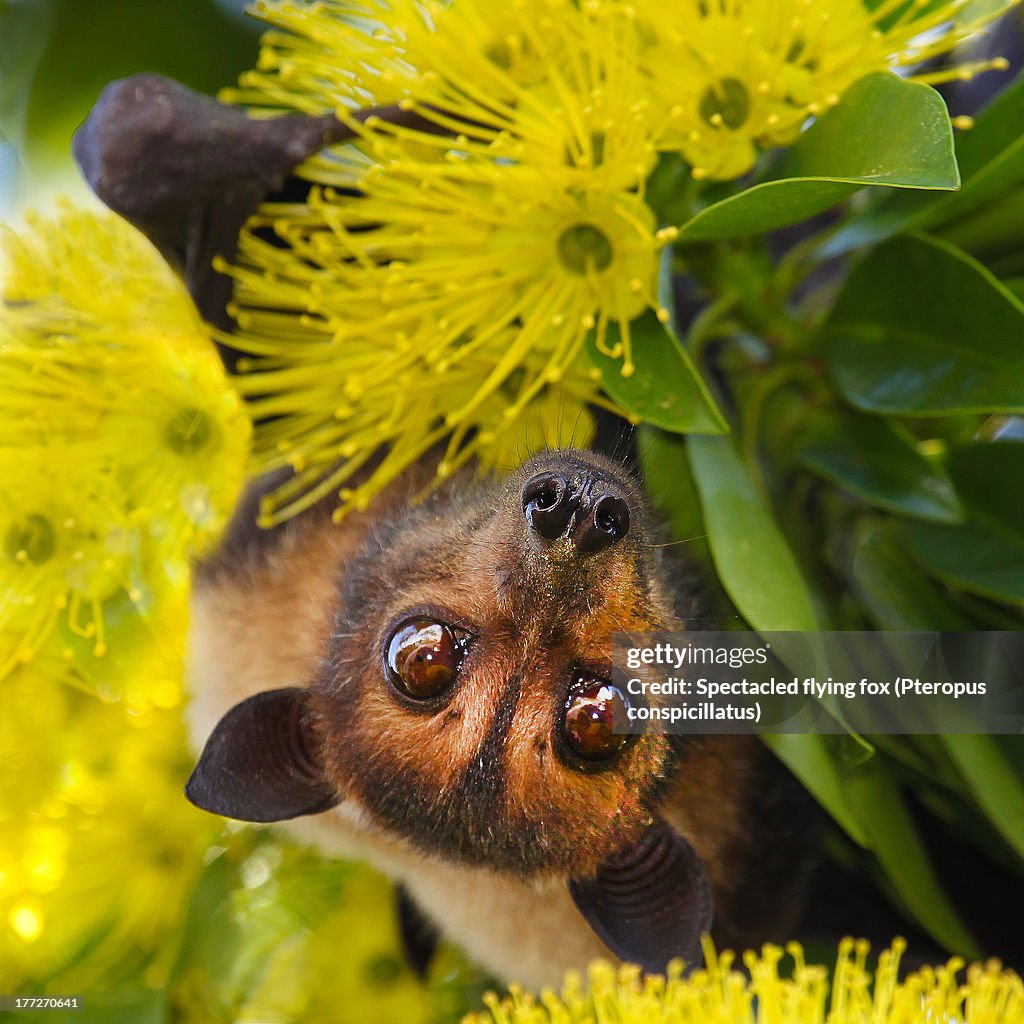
(225, 0, 411, 114)
(635, 0, 1015, 180)
(0, 458, 137, 672)
(228, 147, 663, 521)
(0, 206, 250, 681)
(468, 939, 1024, 1024)
(235, 0, 1016, 182)
(224, 0, 675, 523)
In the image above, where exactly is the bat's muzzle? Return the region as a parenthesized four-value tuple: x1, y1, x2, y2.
(521, 469, 631, 554)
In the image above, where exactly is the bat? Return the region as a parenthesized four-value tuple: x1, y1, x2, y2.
(184, 447, 815, 989)
(70, 72, 817, 988)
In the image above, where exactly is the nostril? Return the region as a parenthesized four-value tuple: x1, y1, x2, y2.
(534, 485, 560, 511)
(522, 473, 565, 511)
(594, 494, 630, 540)
(522, 472, 573, 540)
(573, 491, 631, 554)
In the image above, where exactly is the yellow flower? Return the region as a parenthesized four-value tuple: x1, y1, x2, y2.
(0, 459, 137, 672)
(1, 205, 201, 340)
(224, 0, 681, 523)
(468, 939, 1024, 1024)
(635, 0, 1015, 180)
(0, 205, 250, 680)
(236, 0, 1016, 185)
(225, 0, 411, 114)
(99, 338, 251, 559)
(228, 148, 671, 521)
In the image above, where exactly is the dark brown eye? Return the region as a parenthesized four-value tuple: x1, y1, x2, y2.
(562, 675, 631, 761)
(385, 619, 464, 700)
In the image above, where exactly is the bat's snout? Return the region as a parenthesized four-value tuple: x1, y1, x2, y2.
(521, 469, 631, 555)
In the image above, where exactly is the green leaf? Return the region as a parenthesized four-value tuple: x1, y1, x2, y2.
(688, 434, 819, 630)
(165, 845, 235, 989)
(1004, 277, 1024, 302)
(586, 310, 726, 434)
(800, 416, 963, 523)
(639, 426, 865, 821)
(0, 1, 53, 128)
(904, 519, 1024, 603)
(824, 234, 1024, 415)
(940, 184, 1024, 254)
(677, 181, 861, 243)
(848, 522, 973, 630)
(791, 73, 957, 189)
(823, 69, 1024, 256)
(941, 734, 1024, 864)
(686, 440, 880, 846)
(638, 426, 708, 551)
(843, 758, 980, 956)
(947, 440, 1024, 542)
(676, 72, 958, 242)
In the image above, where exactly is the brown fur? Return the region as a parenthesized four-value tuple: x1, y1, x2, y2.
(187, 450, 814, 987)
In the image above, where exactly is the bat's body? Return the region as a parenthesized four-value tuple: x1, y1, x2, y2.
(186, 451, 814, 988)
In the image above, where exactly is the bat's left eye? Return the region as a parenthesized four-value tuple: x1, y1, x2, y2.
(562, 674, 632, 762)
(385, 618, 466, 700)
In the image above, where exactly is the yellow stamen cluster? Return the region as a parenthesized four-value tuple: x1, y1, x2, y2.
(223, 0, 1015, 524)
(0, 206, 250, 680)
(468, 939, 1024, 1024)
(226, 0, 680, 524)
(635, 0, 1015, 180)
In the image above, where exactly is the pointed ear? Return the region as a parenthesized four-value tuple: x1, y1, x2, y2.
(185, 687, 339, 822)
(568, 820, 712, 976)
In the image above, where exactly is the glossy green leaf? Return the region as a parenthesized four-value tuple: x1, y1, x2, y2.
(587, 310, 726, 434)
(947, 440, 1024, 541)
(843, 759, 980, 956)
(905, 519, 1024, 603)
(800, 416, 963, 522)
(848, 523, 973, 630)
(824, 234, 1024, 415)
(677, 180, 860, 243)
(940, 184, 1024, 254)
(638, 426, 709, 551)
(1001, 277, 1024, 302)
(676, 72, 958, 242)
(791, 73, 957, 188)
(823, 69, 1024, 255)
(688, 434, 820, 630)
(942, 734, 1024, 863)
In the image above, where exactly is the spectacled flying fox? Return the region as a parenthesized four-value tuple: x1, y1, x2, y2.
(185, 448, 813, 988)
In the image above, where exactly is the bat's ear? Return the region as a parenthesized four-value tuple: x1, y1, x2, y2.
(186, 687, 339, 822)
(568, 820, 713, 976)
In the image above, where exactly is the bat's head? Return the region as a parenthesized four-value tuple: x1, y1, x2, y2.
(310, 448, 683, 874)
(187, 449, 712, 971)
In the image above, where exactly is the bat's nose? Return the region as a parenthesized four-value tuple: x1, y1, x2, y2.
(521, 470, 631, 554)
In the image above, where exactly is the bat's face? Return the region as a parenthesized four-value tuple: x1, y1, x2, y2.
(187, 449, 713, 973)
(310, 449, 681, 877)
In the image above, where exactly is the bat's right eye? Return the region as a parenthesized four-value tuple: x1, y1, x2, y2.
(385, 618, 466, 700)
